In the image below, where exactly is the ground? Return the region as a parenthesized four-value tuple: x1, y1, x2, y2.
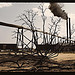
(0, 52, 75, 72)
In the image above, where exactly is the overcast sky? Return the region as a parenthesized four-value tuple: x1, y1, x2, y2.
(0, 2, 75, 43)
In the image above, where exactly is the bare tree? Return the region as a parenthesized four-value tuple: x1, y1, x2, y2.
(38, 3, 62, 45)
(70, 24, 75, 40)
(14, 4, 62, 56)
(16, 9, 38, 29)
(48, 16, 61, 44)
(71, 24, 75, 35)
(15, 9, 39, 49)
(38, 4, 47, 44)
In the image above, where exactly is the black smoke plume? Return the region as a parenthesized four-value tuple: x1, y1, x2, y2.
(49, 3, 68, 20)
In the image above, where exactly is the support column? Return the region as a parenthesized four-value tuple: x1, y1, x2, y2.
(22, 27, 23, 51)
(69, 18, 71, 43)
(16, 28, 19, 46)
(66, 18, 69, 43)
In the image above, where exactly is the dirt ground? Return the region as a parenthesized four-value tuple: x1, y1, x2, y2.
(51, 53, 75, 62)
(0, 52, 75, 72)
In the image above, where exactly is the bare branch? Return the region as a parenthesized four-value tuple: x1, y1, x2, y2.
(43, 8, 47, 13)
(22, 14, 32, 23)
(19, 15, 31, 28)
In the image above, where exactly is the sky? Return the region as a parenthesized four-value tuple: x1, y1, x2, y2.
(0, 2, 75, 44)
